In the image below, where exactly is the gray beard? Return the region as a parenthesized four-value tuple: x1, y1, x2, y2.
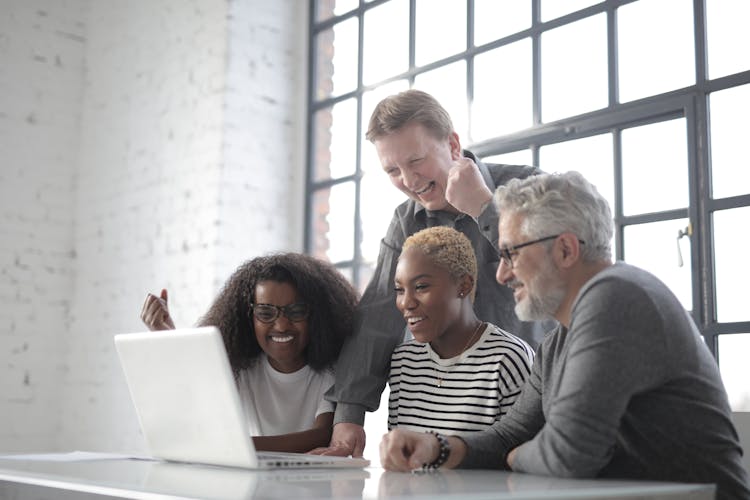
(514, 273, 565, 322)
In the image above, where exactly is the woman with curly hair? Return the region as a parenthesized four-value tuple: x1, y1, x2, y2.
(140, 253, 358, 453)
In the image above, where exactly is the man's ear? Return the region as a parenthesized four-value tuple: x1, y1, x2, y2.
(448, 131, 462, 160)
(556, 233, 582, 268)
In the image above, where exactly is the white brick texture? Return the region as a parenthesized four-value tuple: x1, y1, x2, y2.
(0, 0, 307, 453)
(0, 0, 85, 452)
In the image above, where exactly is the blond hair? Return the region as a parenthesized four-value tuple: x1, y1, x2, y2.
(366, 89, 454, 142)
(401, 226, 478, 300)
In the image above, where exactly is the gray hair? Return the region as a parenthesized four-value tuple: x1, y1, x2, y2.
(493, 171, 613, 262)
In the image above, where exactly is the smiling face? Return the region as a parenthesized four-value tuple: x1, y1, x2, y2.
(394, 247, 465, 348)
(252, 280, 309, 373)
(496, 213, 566, 322)
(375, 122, 461, 213)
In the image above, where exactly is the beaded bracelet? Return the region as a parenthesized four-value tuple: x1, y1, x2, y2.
(421, 430, 450, 471)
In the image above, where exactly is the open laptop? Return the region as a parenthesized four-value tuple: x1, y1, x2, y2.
(114, 326, 369, 469)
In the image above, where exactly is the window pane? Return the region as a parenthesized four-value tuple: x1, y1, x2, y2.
(622, 119, 688, 215)
(706, 0, 750, 79)
(315, 17, 359, 100)
(541, 14, 608, 123)
(541, 0, 600, 22)
(314, 28, 336, 100)
(472, 39, 532, 141)
(335, 265, 354, 285)
(415, 0, 466, 66)
(316, 0, 360, 22)
(360, 144, 408, 264)
(483, 150, 533, 167)
(363, 0, 409, 85)
(719, 334, 750, 411)
(414, 61, 468, 141)
(361, 80, 410, 142)
(356, 262, 375, 296)
(709, 84, 750, 199)
(618, 0, 695, 103)
(311, 183, 355, 264)
(475, 0, 530, 46)
(313, 99, 358, 181)
(713, 207, 750, 323)
(623, 218, 693, 311)
(360, 82, 409, 265)
(539, 134, 615, 217)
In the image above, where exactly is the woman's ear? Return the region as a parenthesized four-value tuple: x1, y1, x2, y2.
(457, 274, 474, 298)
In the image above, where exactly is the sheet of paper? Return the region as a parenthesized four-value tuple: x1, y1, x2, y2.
(0, 451, 154, 462)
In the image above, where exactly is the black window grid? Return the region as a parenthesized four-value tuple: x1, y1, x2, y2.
(305, 0, 750, 360)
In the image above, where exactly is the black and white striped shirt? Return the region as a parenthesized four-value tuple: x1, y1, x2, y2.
(388, 323, 534, 436)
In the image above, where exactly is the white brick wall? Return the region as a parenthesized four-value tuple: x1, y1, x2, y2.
(215, 0, 308, 285)
(0, 0, 86, 452)
(0, 0, 308, 453)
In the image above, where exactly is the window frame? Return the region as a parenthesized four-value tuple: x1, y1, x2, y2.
(305, 0, 750, 361)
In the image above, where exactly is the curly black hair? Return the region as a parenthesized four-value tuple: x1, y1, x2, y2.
(196, 253, 359, 378)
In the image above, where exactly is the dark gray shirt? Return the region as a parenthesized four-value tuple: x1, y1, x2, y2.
(461, 262, 750, 500)
(330, 152, 551, 425)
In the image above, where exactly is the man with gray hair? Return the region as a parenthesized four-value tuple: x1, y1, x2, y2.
(379, 171, 750, 500)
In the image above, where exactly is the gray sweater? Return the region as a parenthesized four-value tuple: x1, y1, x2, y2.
(461, 262, 750, 500)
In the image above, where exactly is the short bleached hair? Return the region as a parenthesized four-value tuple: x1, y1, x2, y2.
(401, 226, 478, 300)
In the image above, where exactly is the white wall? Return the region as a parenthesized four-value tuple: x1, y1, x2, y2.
(0, 0, 85, 452)
(217, 0, 307, 282)
(0, 0, 308, 453)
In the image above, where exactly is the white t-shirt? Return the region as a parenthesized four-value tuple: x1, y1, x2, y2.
(236, 355, 335, 436)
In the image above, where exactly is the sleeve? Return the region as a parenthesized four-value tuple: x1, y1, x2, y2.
(459, 345, 546, 469)
(511, 278, 666, 477)
(496, 341, 535, 419)
(315, 370, 336, 417)
(476, 195, 499, 251)
(328, 212, 410, 426)
(478, 163, 543, 254)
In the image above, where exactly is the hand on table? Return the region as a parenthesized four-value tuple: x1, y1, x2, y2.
(379, 429, 440, 472)
(309, 422, 366, 457)
(506, 445, 519, 469)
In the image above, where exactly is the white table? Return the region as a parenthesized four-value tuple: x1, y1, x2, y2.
(0, 454, 715, 499)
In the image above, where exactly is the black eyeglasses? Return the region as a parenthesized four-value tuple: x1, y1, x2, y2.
(250, 302, 311, 323)
(497, 234, 586, 269)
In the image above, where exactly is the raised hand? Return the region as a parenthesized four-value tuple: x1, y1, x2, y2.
(140, 288, 176, 331)
(445, 155, 493, 218)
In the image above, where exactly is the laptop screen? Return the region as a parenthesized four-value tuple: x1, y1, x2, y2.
(114, 327, 369, 469)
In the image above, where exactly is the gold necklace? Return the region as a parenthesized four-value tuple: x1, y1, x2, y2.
(434, 321, 485, 388)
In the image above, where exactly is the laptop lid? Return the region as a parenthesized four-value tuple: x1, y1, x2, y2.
(114, 327, 369, 469)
